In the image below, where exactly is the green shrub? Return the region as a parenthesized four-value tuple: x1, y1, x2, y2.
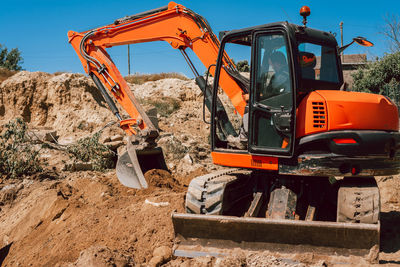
(66, 132, 115, 171)
(352, 52, 400, 103)
(0, 44, 23, 71)
(0, 118, 43, 178)
(236, 60, 250, 72)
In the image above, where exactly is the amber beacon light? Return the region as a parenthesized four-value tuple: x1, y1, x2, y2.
(300, 6, 311, 26)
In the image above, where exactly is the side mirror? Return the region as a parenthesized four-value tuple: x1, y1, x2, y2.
(338, 36, 374, 53)
(353, 37, 374, 47)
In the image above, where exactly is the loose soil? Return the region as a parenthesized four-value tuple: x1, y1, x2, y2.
(0, 72, 399, 266)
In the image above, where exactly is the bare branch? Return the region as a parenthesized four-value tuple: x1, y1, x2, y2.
(382, 14, 400, 52)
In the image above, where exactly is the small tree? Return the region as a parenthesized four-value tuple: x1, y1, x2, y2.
(0, 118, 43, 178)
(0, 44, 23, 71)
(66, 131, 115, 171)
(382, 14, 400, 53)
(236, 60, 250, 72)
(352, 52, 400, 103)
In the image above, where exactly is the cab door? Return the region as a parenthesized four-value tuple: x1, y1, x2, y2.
(248, 30, 296, 157)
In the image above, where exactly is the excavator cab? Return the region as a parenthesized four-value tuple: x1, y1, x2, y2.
(211, 23, 343, 162)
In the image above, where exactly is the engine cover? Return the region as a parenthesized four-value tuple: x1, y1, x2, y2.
(296, 90, 399, 138)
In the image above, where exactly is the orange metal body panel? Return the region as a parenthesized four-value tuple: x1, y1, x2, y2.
(211, 152, 278, 171)
(296, 90, 399, 138)
(68, 2, 246, 137)
(296, 92, 328, 138)
(320, 90, 398, 131)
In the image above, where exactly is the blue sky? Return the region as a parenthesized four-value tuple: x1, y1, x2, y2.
(1, 0, 398, 78)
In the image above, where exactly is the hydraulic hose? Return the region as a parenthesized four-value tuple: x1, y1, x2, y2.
(90, 73, 122, 121)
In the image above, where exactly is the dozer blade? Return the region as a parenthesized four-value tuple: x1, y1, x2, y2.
(116, 146, 168, 189)
(172, 213, 380, 259)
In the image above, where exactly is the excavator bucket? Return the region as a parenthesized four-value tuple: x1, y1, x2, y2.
(116, 145, 168, 189)
(116, 107, 168, 189)
(172, 213, 380, 261)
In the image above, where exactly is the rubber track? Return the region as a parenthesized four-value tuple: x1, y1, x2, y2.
(185, 168, 253, 215)
(337, 182, 380, 224)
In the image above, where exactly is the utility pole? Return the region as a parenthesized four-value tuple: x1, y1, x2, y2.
(340, 21, 344, 62)
(128, 45, 131, 75)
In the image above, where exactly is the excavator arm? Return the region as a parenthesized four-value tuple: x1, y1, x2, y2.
(68, 2, 247, 142)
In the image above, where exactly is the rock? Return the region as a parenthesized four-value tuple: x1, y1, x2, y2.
(117, 145, 126, 156)
(152, 245, 172, 260)
(105, 140, 124, 151)
(179, 92, 187, 101)
(183, 154, 193, 165)
(314, 260, 327, 267)
(148, 256, 164, 267)
(197, 151, 208, 159)
(168, 163, 175, 170)
(0, 186, 18, 205)
(27, 129, 58, 143)
(2, 235, 10, 246)
(129, 234, 138, 243)
(366, 244, 379, 264)
(148, 246, 172, 267)
(99, 135, 111, 144)
(68, 245, 132, 267)
(110, 134, 124, 142)
(157, 135, 187, 161)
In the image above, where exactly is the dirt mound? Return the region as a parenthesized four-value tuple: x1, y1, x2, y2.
(0, 71, 118, 142)
(0, 172, 186, 266)
(131, 78, 199, 101)
(144, 169, 183, 191)
(63, 245, 134, 267)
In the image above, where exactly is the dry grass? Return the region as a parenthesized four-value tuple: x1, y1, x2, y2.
(53, 71, 69, 76)
(125, 72, 189, 84)
(141, 97, 181, 117)
(0, 68, 17, 83)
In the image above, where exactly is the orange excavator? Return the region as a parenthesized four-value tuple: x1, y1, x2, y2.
(68, 2, 400, 261)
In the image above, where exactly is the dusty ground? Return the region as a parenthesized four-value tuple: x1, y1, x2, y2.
(0, 170, 186, 266)
(0, 71, 399, 266)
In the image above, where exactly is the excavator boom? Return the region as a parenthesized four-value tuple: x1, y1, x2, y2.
(68, 2, 248, 189)
(68, 1, 247, 132)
